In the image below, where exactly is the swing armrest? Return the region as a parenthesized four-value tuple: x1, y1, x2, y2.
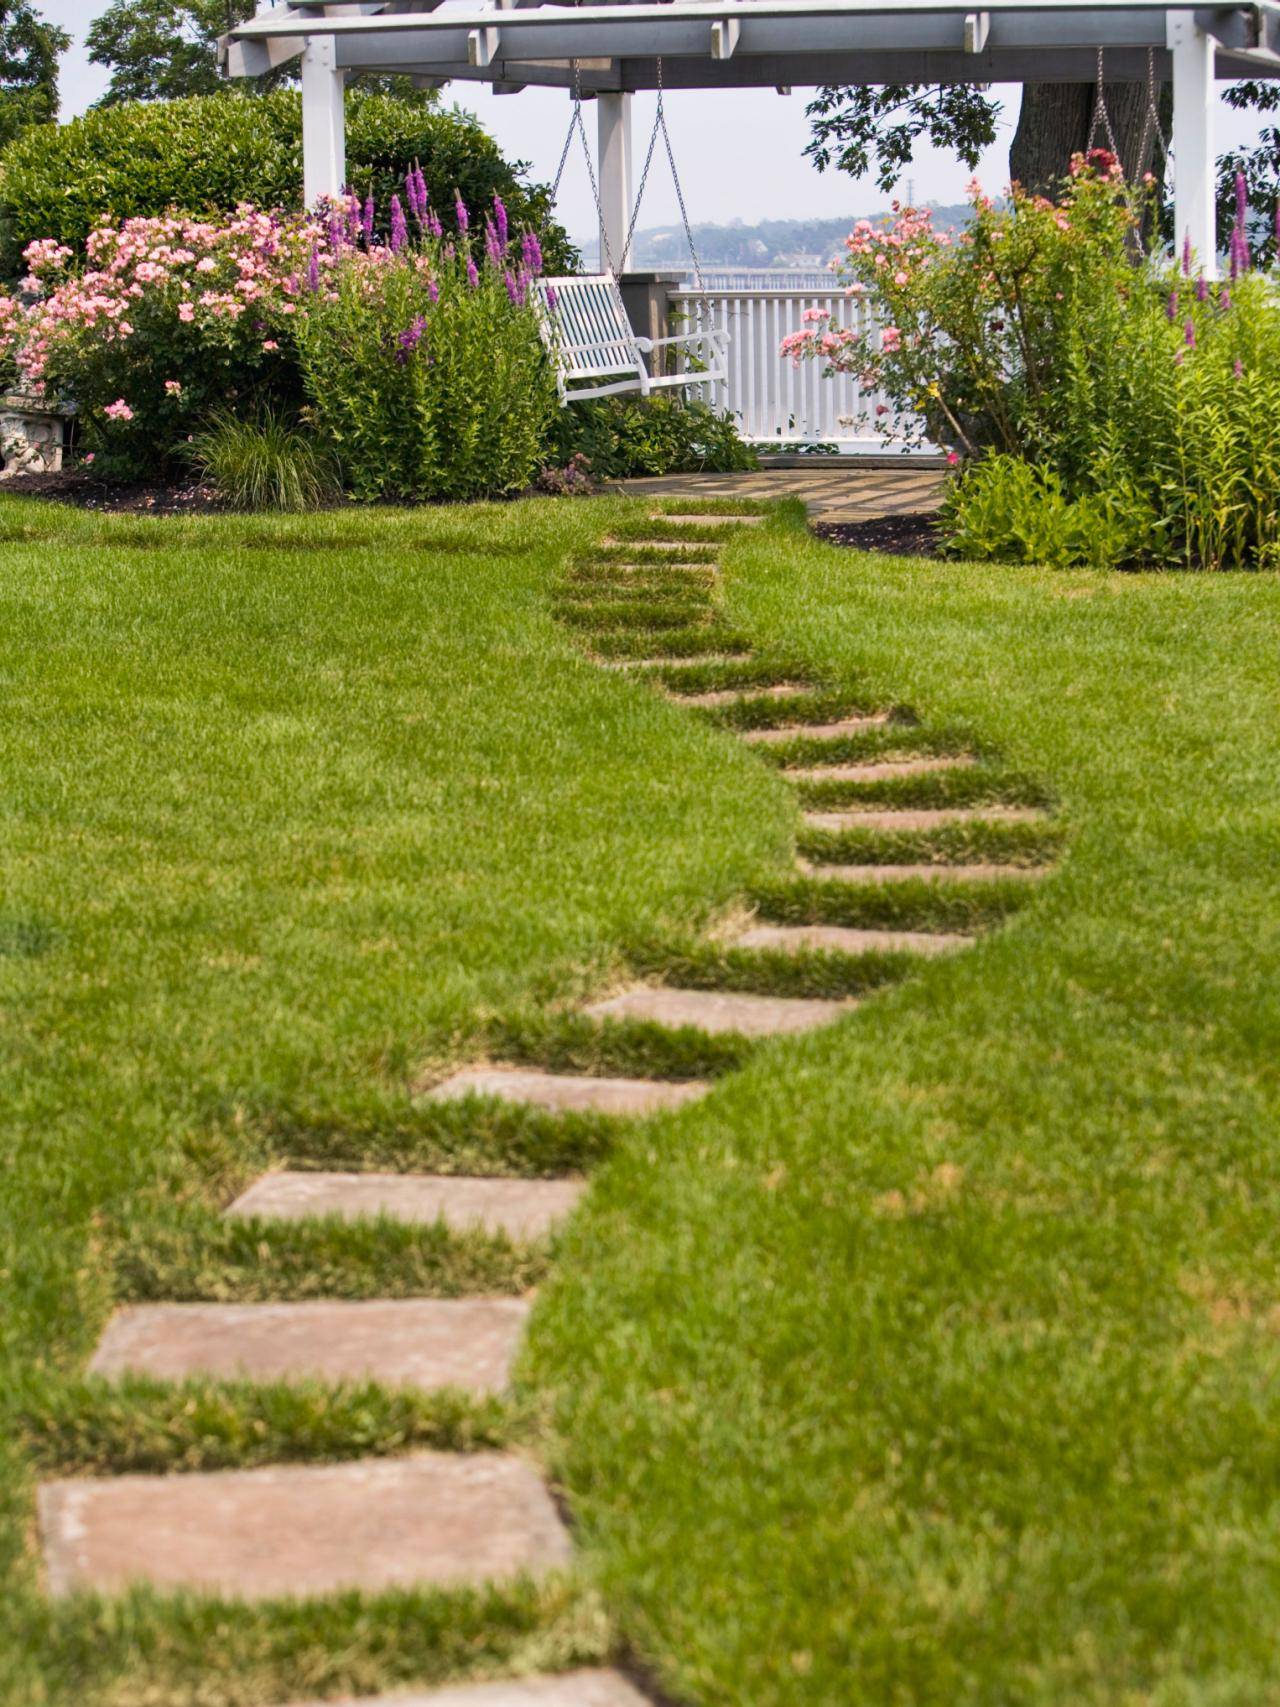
(642, 331, 725, 353)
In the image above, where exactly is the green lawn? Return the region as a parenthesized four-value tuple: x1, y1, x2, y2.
(1, 492, 1278, 1705)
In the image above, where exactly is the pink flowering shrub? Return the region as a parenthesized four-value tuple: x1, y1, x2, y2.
(788, 156, 1280, 566)
(4, 208, 324, 475)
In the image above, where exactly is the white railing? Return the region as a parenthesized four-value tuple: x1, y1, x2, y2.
(669, 285, 927, 453)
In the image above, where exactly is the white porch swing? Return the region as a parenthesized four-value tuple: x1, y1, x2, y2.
(534, 60, 729, 405)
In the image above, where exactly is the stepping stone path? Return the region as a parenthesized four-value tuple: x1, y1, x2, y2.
(42, 504, 1052, 1706)
(228, 1171, 584, 1237)
(89, 1298, 529, 1395)
(285, 1672, 651, 1707)
(39, 1454, 571, 1600)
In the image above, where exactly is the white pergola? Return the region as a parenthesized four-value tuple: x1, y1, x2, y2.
(222, 1, 1280, 277)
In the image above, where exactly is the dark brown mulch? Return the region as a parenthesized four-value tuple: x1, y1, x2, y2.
(812, 510, 942, 558)
(2, 467, 231, 514)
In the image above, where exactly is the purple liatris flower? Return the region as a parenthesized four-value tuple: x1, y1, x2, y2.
(415, 166, 428, 219)
(1194, 274, 1209, 302)
(1234, 357, 1245, 377)
(493, 194, 508, 250)
(425, 206, 442, 240)
(1236, 170, 1248, 227)
(427, 278, 439, 304)
(395, 314, 428, 364)
(328, 212, 343, 252)
(1221, 288, 1232, 311)
(521, 230, 543, 274)
(1184, 318, 1196, 348)
(1166, 290, 1178, 321)
(362, 194, 376, 247)
(466, 256, 479, 289)
(484, 219, 503, 268)
(1182, 233, 1193, 275)
(455, 193, 470, 234)
(504, 270, 522, 304)
(346, 193, 362, 245)
(390, 195, 409, 253)
(545, 284, 557, 311)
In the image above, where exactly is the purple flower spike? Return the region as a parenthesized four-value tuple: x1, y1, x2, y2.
(1194, 274, 1209, 302)
(425, 206, 442, 240)
(493, 194, 508, 250)
(391, 195, 409, 253)
(504, 269, 520, 304)
(455, 193, 470, 234)
(484, 218, 503, 268)
(1221, 288, 1232, 311)
(346, 192, 362, 245)
(427, 278, 439, 304)
(307, 247, 320, 293)
(415, 166, 429, 218)
(466, 256, 479, 289)
(1184, 318, 1196, 348)
(362, 194, 376, 247)
(1182, 232, 1193, 275)
(1234, 356, 1245, 377)
(521, 229, 543, 274)
(1166, 289, 1178, 322)
(395, 314, 428, 364)
(545, 284, 557, 311)
(1236, 170, 1248, 227)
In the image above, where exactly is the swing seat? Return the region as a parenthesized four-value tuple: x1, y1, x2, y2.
(534, 272, 728, 406)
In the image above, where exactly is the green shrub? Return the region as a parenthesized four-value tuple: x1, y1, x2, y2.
(0, 89, 573, 281)
(189, 408, 339, 512)
(550, 393, 757, 477)
(294, 244, 556, 503)
(941, 455, 1152, 568)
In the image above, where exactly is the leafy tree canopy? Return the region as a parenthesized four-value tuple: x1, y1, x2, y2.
(804, 85, 999, 192)
(0, 0, 68, 149)
(87, 1, 272, 105)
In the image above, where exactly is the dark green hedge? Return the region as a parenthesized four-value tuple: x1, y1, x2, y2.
(0, 89, 574, 279)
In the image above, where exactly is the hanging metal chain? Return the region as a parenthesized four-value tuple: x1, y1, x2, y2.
(552, 59, 619, 274)
(1137, 45, 1170, 169)
(1087, 45, 1123, 163)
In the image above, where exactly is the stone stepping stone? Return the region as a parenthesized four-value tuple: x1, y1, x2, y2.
(804, 805, 1045, 831)
(38, 1452, 571, 1600)
(601, 538, 712, 553)
(283, 1669, 651, 1706)
(585, 985, 853, 1037)
(671, 683, 811, 707)
(786, 754, 977, 782)
(741, 715, 889, 745)
(88, 1298, 529, 1396)
(803, 861, 1048, 885)
(650, 513, 763, 526)
(732, 923, 971, 957)
(609, 652, 749, 670)
(425, 1065, 708, 1116)
(590, 562, 713, 574)
(227, 1173, 584, 1240)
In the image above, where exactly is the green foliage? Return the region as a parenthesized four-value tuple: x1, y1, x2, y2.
(86, 1, 269, 106)
(941, 456, 1150, 569)
(0, 0, 67, 151)
(189, 408, 340, 513)
(551, 393, 757, 477)
(0, 88, 573, 280)
(294, 249, 557, 502)
(805, 83, 999, 192)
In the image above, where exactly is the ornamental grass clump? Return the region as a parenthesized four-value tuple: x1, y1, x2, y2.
(783, 156, 1280, 569)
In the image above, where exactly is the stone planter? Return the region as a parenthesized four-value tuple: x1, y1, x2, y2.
(0, 393, 69, 477)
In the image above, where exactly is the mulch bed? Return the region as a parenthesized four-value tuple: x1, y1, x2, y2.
(811, 510, 942, 558)
(1, 468, 229, 514)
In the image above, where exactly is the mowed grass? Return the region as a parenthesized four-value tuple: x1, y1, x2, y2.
(526, 532, 1280, 1704)
(0, 493, 789, 1707)
(3, 488, 1279, 1706)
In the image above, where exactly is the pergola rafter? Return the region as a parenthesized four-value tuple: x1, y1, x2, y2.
(222, 1, 1280, 276)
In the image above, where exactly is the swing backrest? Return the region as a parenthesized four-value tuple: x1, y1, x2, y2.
(534, 273, 647, 399)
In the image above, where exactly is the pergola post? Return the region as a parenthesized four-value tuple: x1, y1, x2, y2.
(301, 34, 347, 207)
(597, 92, 634, 272)
(1168, 12, 1217, 277)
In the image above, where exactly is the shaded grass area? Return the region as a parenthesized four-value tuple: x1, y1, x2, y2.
(526, 530, 1280, 1706)
(0, 492, 795, 1706)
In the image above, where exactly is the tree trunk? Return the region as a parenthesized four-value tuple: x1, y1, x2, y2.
(1009, 81, 1165, 198)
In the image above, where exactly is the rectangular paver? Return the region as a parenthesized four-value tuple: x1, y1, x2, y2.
(732, 923, 971, 957)
(88, 1298, 529, 1395)
(804, 861, 1048, 885)
(227, 1173, 584, 1239)
(586, 985, 854, 1037)
(671, 683, 811, 707)
(804, 805, 1045, 831)
(650, 513, 763, 526)
(284, 1669, 652, 1706)
(741, 716, 890, 745)
(786, 755, 976, 781)
(425, 1066, 708, 1116)
(39, 1452, 572, 1600)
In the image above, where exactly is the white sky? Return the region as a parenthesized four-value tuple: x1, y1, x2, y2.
(41, 0, 1271, 252)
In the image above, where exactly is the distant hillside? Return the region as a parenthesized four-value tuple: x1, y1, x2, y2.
(583, 205, 973, 270)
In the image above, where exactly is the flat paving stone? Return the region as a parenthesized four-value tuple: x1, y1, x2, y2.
(740, 715, 890, 745)
(650, 513, 763, 526)
(585, 984, 853, 1037)
(227, 1172, 584, 1239)
(732, 923, 971, 957)
(283, 1670, 652, 1707)
(804, 805, 1045, 831)
(601, 538, 713, 552)
(671, 683, 811, 707)
(804, 861, 1049, 885)
(425, 1065, 708, 1116)
(38, 1452, 571, 1600)
(88, 1298, 529, 1395)
(609, 652, 749, 669)
(786, 754, 977, 782)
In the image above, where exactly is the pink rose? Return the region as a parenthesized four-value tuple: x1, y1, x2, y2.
(178, 302, 195, 322)
(104, 399, 134, 422)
